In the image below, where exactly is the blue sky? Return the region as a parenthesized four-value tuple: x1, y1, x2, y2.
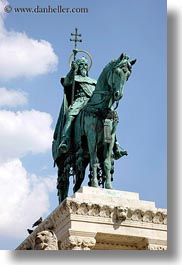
(0, 0, 166, 250)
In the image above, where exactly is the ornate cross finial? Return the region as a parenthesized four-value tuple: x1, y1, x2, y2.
(70, 28, 82, 54)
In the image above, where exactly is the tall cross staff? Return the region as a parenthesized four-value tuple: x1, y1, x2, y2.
(70, 28, 82, 105)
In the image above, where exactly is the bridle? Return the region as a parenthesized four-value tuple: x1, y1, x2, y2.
(86, 65, 125, 110)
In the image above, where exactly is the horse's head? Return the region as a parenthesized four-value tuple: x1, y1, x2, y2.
(107, 53, 136, 102)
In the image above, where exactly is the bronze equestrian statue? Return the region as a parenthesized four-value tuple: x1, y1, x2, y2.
(52, 29, 136, 203)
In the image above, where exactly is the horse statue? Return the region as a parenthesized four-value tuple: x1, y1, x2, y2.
(52, 53, 136, 203)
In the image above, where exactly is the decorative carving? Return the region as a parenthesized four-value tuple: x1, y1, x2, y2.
(61, 236, 82, 250)
(70, 201, 79, 213)
(89, 204, 101, 216)
(126, 207, 167, 225)
(116, 207, 128, 221)
(147, 244, 167, 251)
(18, 200, 167, 250)
(61, 236, 96, 250)
(99, 205, 112, 217)
(142, 210, 154, 222)
(33, 230, 58, 250)
(77, 203, 89, 215)
(68, 200, 167, 225)
(112, 207, 128, 222)
(127, 208, 133, 219)
(96, 241, 146, 250)
(82, 237, 96, 250)
(153, 211, 164, 224)
(131, 209, 143, 221)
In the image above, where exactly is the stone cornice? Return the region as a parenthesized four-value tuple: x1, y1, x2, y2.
(59, 199, 167, 225)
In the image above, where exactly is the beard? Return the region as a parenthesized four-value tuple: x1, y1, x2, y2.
(79, 68, 87, 77)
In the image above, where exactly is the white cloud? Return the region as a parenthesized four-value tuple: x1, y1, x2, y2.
(0, 1, 58, 80)
(0, 1, 58, 243)
(0, 87, 28, 107)
(0, 109, 53, 162)
(0, 108, 56, 240)
(0, 0, 8, 18)
(0, 158, 56, 238)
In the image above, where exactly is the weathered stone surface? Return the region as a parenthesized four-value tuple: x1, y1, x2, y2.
(16, 187, 167, 250)
(34, 230, 58, 250)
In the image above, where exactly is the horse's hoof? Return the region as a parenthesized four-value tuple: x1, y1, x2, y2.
(91, 180, 98, 188)
(105, 182, 112, 189)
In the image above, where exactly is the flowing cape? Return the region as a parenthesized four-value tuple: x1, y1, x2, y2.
(52, 76, 96, 164)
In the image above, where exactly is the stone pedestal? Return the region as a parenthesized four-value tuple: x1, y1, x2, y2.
(16, 187, 167, 250)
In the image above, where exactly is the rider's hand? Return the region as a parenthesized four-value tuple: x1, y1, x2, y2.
(71, 61, 78, 71)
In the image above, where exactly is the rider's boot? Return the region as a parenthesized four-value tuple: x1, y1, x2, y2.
(59, 115, 74, 153)
(113, 137, 128, 160)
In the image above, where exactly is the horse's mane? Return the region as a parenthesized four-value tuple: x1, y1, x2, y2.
(96, 59, 117, 84)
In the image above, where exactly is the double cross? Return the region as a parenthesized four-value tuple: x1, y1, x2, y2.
(70, 28, 82, 60)
(69, 28, 82, 105)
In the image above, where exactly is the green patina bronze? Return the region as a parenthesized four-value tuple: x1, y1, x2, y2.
(52, 28, 136, 203)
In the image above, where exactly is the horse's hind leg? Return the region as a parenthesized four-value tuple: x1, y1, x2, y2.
(91, 162, 98, 187)
(57, 167, 69, 203)
(84, 116, 99, 188)
(103, 151, 112, 189)
(73, 154, 88, 193)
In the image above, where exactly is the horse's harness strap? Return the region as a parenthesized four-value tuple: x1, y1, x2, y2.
(104, 119, 112, 143)
(93, 91, 111, 96)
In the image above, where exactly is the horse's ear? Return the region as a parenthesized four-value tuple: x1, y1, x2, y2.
(120, 53, 124, 60)
(130, 59, 137, 65)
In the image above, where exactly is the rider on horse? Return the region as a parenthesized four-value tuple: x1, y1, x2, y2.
(59, 56, 96, 153)
(57, 56, 127, 159)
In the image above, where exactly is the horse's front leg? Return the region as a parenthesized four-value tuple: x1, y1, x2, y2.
(103, 121, 117, 189)
(103, 143, 113, 189)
